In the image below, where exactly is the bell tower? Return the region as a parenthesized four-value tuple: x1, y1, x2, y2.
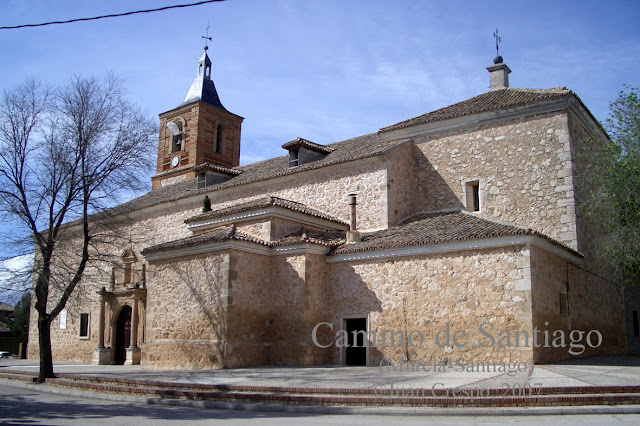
(152, 36, 244, 190)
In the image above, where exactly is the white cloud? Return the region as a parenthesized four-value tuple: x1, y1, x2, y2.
(0, 253, 33, 305)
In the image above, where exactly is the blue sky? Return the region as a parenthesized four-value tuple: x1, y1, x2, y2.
(0, 0, 639, 263)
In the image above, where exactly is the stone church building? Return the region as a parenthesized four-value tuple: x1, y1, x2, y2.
(29, 48, 635, 369)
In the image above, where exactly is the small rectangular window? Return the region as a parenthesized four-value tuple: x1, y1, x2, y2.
(197, 172, 206, 189)
(559, 293, 568, 316)
(288, 149, 299, 167)
(634, 310, 639, 337)
(465, 180, 480, 212)
(79, 313, 90, 338)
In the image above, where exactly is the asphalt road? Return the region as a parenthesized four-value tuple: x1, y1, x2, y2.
(1, 383, 640, 425)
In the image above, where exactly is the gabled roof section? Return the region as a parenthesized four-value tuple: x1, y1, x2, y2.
(380, 87, 573, 132)
(282, 137, 335, 154)
(0, 302, 14, 312)
(141, 225, 268, 255)
(185, 196, 348, 226)
(192, 163, 243, 176)
(332, 210, 581, 256)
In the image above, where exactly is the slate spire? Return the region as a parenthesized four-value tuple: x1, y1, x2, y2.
(179, 47, 226, 110)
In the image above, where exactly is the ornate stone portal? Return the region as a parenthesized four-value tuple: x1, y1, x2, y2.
(93, 247, 147, 365)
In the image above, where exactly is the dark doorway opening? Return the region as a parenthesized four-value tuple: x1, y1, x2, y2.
(345, 318, 367, 366)
(115, 306, 132, 365)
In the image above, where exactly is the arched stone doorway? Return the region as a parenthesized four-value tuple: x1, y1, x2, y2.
(115, 306, 132, 365)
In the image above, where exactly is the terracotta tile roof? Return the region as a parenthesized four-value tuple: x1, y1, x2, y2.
(141, 225, 269, 254)
(332, 211, 581, 256)
(380, 87, 573, 131)
(273, 229, 346, 248)
(185, 196, 348, 225)
(108, 132, 399, 217)
(282, 137, 335, 154)
(142, 225, 344, 256)
(144, 211, 580, 258)
(192, 163, 243, 175)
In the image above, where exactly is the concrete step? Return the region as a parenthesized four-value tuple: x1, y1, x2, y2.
(2, 371, 640, 408)
(52, 372, 640, 397)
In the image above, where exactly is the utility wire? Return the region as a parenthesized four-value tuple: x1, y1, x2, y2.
(0, 0, 226, 30)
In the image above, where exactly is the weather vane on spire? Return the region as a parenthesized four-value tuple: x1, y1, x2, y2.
(493, 28, 501, 56)
(202, 22, 212, 50)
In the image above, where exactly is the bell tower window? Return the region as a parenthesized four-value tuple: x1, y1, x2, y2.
(167, 121, 183, 153)
(215, 124, 224, 154)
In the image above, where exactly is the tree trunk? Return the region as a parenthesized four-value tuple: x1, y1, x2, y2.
(37, 317, 55, 382)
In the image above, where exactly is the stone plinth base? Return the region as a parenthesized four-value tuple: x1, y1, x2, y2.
(125, 346, 141, 365)
(93, 347, 111, 365)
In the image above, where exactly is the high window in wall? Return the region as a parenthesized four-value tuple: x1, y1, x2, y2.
(465, 180, 480, 212)
(215, 124, 224, 154)
(124, 262, 132, 284)
(79, 313, 90, 338)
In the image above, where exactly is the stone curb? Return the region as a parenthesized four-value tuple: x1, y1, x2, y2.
(3, 378, 640, 417)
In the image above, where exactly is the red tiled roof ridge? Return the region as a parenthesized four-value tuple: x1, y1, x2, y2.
(332, 210, 582, 257)
(380, 87, 575, 132)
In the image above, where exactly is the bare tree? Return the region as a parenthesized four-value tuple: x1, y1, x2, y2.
(0, 75, 156, 381)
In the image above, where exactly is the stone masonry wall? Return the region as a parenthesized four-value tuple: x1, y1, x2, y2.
(385, 142, 418, 226)
(325, 246, 534, 366)
(27, 252, 107, 362)
(206, 159, 388, 232)
(27, 294, 101, 363)
(529, 245, 626, 363)
(412, 112, 577, 248)
(225, 251, 332, 368)
(142, 251, 229, 369)
(568, 111, 616, 275)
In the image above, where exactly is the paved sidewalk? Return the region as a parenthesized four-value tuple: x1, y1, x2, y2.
(2, 355, 640, 391)
(2, 356, 640, 417)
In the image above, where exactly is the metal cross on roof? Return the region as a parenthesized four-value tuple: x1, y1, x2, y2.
(493, 28, 501, 56)
(202, 22, 212, 50)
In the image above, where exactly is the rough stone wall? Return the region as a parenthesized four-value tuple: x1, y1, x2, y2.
(206, 159, 388, 232)
(385, 142, 418, 226)
(236, 219, 272, 241)
(568, 112, 616, 275)
(325, 247, 534, 366)
(413, 112, 577, 248)
(26, 247, 110, 363)
(142, 251, 229, 369)
(27, 288, 101, 363)
(224, 250, 272, 367)
(224, 251, 332, 368)
(225, 252, 299, 367)
(529, 246, 626, 363)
